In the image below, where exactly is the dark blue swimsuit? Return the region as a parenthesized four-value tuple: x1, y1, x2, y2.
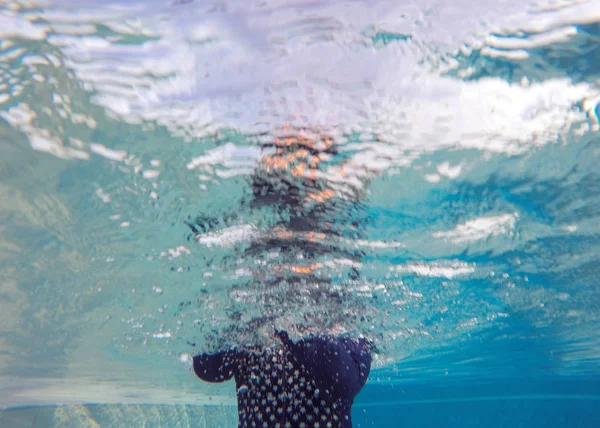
(193, 332, 371, 428)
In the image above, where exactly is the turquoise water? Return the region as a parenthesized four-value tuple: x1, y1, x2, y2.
(1, 0, 600, 426)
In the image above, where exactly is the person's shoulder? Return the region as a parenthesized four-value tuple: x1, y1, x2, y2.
(193, 347, 240, 383)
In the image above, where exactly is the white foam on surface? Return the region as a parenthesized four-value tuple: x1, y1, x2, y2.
(433, 213, 519, 243)
(90, 143, 128, 162)
(392, 261, 476, 279)
(196, 224, 259, 247)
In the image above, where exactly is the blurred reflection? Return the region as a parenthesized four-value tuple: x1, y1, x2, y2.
(191, 124, 374, 427)
(188, 125, 369, 346)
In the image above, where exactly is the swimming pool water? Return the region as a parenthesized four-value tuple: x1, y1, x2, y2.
(1, 0, 600, 426)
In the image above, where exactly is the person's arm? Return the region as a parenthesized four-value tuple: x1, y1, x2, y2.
(193, 350, 236, 383)
(278, 331, 372, 399)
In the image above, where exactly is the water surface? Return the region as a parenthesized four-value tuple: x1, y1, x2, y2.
(0, 0, 599, 422)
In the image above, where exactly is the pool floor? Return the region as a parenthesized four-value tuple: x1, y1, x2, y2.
(2, 398, 599, 428)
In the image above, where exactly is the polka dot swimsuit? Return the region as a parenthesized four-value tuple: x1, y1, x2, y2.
(193, 334, 371, 428)
(234, 346, 351, 428)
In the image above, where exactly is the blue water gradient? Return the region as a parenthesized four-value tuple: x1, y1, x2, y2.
(1, 0, 599, 426)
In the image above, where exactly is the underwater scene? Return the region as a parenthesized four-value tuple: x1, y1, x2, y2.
(1, 0, 600, 426)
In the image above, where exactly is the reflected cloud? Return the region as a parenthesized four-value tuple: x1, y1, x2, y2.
(392, 261, 476, 279)
(433, 213, 518, 244)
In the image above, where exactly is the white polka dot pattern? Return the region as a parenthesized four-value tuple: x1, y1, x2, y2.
(229, 346, 352, 428)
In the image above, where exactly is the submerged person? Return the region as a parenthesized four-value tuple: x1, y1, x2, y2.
(194, 331, 372, 428)
(191, 126, 374, 426)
